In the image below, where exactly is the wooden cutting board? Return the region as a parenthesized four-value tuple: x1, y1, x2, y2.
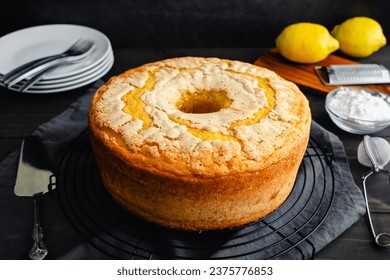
(254, 48, 390, 96)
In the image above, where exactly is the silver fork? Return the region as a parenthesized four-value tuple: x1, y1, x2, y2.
(17, 47, 95, 93)
(17, 64, 67, 93)
(1, 39, 95, 88)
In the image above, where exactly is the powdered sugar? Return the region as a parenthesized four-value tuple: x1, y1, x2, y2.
(327, 87, 390, 121)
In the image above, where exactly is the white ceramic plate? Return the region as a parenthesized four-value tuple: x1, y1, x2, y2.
(8, 53, 114, 94)
(0, 24, 111, 80)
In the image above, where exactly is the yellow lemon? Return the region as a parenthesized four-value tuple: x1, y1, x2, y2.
(331, 17, 387, 57)
(276, 22, 339, 63)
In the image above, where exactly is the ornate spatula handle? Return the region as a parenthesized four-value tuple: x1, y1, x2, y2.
(29, 195, 48, 260)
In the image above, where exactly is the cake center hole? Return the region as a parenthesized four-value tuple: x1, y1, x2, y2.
(177, 89, 232, 114)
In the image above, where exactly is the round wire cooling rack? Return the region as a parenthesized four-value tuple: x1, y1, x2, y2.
(56, 129, 335, 260)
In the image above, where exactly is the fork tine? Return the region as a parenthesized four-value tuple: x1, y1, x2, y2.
(65, 39, 84, 52)
(74, 40, 95, 58)
(66, 39, 94, 55)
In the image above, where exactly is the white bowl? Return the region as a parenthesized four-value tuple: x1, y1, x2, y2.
(325, 86, 390, 134)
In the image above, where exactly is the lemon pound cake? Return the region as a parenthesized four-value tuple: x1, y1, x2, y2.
(88, 57, 311, 231)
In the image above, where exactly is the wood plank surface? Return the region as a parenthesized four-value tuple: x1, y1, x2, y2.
(254, 48, 390, 96)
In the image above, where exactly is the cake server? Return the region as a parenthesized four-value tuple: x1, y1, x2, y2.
(14, 135, 56, 259)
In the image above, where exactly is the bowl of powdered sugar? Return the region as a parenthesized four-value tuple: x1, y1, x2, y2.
(325, 86, 390, 134)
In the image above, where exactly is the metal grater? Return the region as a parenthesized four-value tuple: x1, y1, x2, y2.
(314, 64, 390, 85)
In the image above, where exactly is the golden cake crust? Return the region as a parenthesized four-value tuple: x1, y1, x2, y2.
(89, 57, 311, 231)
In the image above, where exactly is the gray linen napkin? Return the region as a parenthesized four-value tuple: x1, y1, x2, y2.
(0, 80, 106, 260)
(0, 81, 366, 259)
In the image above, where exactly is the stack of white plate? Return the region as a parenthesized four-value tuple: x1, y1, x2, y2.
(0, 24, 114, 94)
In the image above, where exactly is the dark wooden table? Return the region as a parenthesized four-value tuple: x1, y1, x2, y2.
(1, 48, 389, 259)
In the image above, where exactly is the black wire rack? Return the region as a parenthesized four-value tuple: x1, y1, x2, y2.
(56, 129, 335, 260)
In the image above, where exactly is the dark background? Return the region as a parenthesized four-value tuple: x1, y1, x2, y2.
(1, 0, 389, 48)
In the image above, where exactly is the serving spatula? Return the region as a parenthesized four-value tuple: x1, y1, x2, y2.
(14, 135, 55, 259)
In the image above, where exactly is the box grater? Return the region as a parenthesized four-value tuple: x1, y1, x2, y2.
(314, 64, 390, 85)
